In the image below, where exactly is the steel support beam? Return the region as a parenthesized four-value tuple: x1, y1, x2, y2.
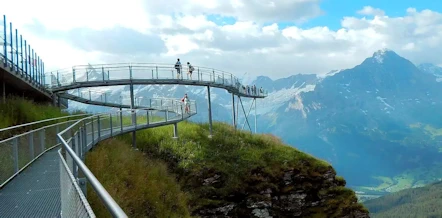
(254, 98, 257, 133)
(241, 98, 255, 131)
(173, 123, 178, 139)
(239, 97, 252, 132)
(232, 93, 236, 129)
(129, 83, 136, 148)
(207, 86, 213, 137)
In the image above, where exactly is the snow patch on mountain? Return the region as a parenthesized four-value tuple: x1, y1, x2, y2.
(317, 69, 342, 79)
(376, 96, 395, 112)
(373, 48, 392, 64)
(253, 84, 316, 115)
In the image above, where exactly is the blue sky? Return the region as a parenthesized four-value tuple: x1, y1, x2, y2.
(208, 0, 442, 31)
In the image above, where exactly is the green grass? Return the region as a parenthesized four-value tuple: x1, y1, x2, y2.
(0, 97, 84, 139)
(87, 121, 367, 217)
(85, 138, 190, 218)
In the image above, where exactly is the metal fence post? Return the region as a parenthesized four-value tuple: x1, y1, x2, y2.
(29, 132, 34, 160)
(97, 116, 101, 140)
(110, 114, 113, 137)
(13, 138, 19, 173)
(40, 129, 45, 151)
(91, 117, 95, 144)
(120, 109, 123, 132)
(72, 131, 78, 179)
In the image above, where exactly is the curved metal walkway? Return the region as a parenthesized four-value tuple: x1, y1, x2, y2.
(0, 100, 196, 218)
(47, 63, 268, 135)
(1, 58, 268, 217)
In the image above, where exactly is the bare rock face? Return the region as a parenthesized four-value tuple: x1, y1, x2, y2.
(193, 166, 370, 218)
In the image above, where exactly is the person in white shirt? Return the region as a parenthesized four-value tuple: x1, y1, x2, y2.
(174, 58, 182, 79)
(181, 93, 190, 113)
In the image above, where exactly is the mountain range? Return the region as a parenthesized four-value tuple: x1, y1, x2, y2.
(68, 49, 442, 200)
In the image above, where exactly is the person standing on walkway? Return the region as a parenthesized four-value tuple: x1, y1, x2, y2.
(175, 58, 182, 79)
(181, 93, 190, 114)
(187, 62, 194, 80)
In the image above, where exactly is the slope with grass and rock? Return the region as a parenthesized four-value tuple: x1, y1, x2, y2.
(85, 121, 369, 218)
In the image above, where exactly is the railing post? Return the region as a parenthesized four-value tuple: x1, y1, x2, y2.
(129, 65, 133, 79)
(56, 125, 60, 144)
(13, 137, 19, 173)
(97, 116, 101, 140)
(166, 107, 169, 122)
(110, 113, 113, 137)
(72, 67, 76, 83)
(83, 121, 87, 152)
(91, 117, 95, 144)
(57, 71, 60, 86)
(78, 128, 83, 160)
(29, 132, 34, 159)
(72, 131, 78, 179)
(40, 129, 45, 152)
(2, 15, 6, 68)
(212, 69, 215, 82)
(156, 66, 158, 79)
(102, 66, 105, 81)
(9, 22, 13, 71)
(147, 110, 149, 125)
(120, 108, 123, 132)
(151, 69, 154, 79)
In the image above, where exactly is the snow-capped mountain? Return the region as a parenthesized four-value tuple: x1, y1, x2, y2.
(67, 49, 442, 194)
(257, 49, 442, 191)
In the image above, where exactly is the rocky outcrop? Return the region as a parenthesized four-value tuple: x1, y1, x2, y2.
(193, 166, 369, 218)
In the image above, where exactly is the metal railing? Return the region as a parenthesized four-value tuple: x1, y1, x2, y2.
(0, 116, 87, 187)
(1, 14, 47, 89)
(57, 100, 196, 217)
(46, 63, 269, 98)
(0, 113, 88, 140)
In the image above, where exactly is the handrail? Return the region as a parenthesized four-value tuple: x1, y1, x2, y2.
(57, 115, 127, 217)
(0, 118, 82, 144)
(55, 99, 195, 217)
(0, 113, 88, 133)
(44, 63, 269, 97)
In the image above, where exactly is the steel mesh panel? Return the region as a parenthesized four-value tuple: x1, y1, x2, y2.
(59, 150, 95, 218)
(0, 139, 14, 185)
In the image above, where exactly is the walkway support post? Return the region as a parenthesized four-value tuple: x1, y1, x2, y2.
(173, 123, 178, 139)
(207, 86, 213, 137)
(232, 93, 236, 129)
(130, 83, 136, 148)
(254, 98, 257, 133)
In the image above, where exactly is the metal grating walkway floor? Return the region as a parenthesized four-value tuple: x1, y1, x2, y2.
(0, 148, 61, 218)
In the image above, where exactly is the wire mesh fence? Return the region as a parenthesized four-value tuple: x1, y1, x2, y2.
(0, 119, 84, 187)
(57, 99, 196, 217)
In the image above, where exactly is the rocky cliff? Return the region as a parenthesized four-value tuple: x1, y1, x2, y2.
(87, 122, 369, 218)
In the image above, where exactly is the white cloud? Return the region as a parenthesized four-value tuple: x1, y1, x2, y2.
(1, 4, 442, 80)
(357, 6, 385, 16)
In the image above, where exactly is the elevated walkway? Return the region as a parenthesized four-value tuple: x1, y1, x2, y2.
(0, 100, 196, 217)
(0, 15, 58, 105)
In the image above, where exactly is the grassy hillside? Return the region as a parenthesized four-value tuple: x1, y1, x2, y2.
(364, 181, 442, 218)
(86, 121, 368, 217)
(0, 97, 69, 128)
